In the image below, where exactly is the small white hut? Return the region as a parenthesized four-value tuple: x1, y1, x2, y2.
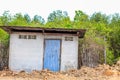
(2, 26, 86, 72)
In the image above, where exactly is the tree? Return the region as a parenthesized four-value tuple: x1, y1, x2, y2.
(0, 11, 11, 25)
(47, 10, 69, 22)
(109, 13, 120, 27)
(74, 10, 89, 22)
(108, 13, 120, 61)
(9, 13, 28, 26)
(90, 12, 109, 24)
(32, 15, 45, 24)
(24, 14, 31, 23)
(73, 10, 89, 29)
(0, 11, 10, 43)
(46, 10, 71, 28)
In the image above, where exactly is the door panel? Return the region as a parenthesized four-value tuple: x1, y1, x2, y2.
(43, 39, 61, 71)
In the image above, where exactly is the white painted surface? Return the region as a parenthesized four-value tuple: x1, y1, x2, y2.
(9, 33, 78, 72)
(9, 33, 44, 72)
(61, 35, 78, 71)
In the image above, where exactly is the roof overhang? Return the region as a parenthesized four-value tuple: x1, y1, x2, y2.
(0, 26, 86, 38)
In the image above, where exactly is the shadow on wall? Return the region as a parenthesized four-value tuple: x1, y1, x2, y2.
(65, 61, 76, 71)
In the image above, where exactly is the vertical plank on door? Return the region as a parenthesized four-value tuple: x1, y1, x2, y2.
(44, 39, 61, 71)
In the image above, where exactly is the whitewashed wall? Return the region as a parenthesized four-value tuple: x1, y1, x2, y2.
(9, 33, 44, 72)
(61, 35, 78, 71)
(9, 33, 78, 72)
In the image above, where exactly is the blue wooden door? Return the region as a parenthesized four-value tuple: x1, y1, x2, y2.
(43, 39, 61, 71)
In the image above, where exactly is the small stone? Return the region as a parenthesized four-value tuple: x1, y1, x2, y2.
(1, 73, 7, 77)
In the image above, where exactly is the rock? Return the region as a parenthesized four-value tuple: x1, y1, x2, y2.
(103, 70, 114, 76)
(0, 73, 7, 77)
(116, 60, 120, 66)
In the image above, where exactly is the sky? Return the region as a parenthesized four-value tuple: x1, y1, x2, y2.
(0, 0, 120, 21)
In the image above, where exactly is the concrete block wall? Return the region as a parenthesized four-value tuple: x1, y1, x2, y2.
(9, 33, 78, 72)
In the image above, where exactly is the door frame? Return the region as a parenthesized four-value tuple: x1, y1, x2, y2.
(43, 38, 62, 71)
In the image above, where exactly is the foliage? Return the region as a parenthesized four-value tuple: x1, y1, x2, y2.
(47, 10, 68, 22)
(0, 11, 11, 26)
(0, 10, 120, 65)
(74, 10, 89, 22)
(24, 14, 31, 23)
(9, 13, 27, 26)
(46, 10, 72, 28)
(106, 48, 114, 65)
(90, 12, 109, 24)
(32, 15, 45, 24)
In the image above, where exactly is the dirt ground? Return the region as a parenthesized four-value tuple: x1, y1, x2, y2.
(0, 61, 120, 80)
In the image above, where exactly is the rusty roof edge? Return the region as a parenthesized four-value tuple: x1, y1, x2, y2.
(0, 26, 12, 33)
(79, 30, 86, 38)
(0, 26, 85, 31)
(0, 26, 86, 38)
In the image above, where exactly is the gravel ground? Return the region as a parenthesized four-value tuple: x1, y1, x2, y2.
(0, 61, 119, 80)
